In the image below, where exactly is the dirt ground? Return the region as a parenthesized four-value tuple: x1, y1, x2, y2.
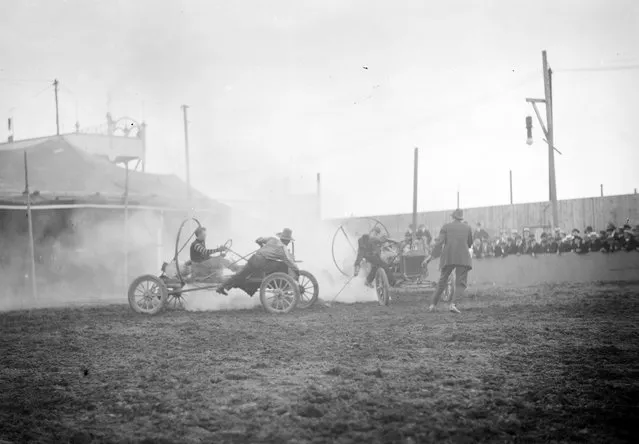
(1, 282, 638, 444)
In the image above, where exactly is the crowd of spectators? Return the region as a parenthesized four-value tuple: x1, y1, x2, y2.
(399, 221, 639, 259)
(470, 222, 639, 258)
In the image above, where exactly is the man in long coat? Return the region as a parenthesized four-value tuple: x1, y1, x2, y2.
(428, 208, 473, 313)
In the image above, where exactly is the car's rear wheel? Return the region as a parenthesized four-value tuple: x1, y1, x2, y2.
(297, 270, 319, 309)
(128, 275, 168, 315)
(259, 272, 300, 314)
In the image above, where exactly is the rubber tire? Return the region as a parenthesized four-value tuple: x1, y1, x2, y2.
(441, 269, 456, 302)
(259, 272, 300, 314)
(128, 274, 168, 315)
(375, 267, 390, 306)
(297, 270, 320, 309)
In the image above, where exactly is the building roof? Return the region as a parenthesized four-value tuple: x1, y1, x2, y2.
(0, 136, 227, 212)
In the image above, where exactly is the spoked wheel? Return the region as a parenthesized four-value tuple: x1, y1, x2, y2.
(331, 217, 390, 277)
(128, 275, 168, 315)
(297, 270, 319, 309)
(441, 269, 456, 302)
(166, 292, 187, 310)
(259, 272, 300, 314)
(375, 268, 390, 306)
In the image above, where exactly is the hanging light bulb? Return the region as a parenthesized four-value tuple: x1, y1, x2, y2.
(525, 116, 533, 145)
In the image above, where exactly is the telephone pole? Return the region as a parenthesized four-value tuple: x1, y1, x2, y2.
(412, 147, 418, 234)
(542, 51, 559, 229)
(53, 79, 60, 135)
(509, 170, 513, 205)
(524, 50, 559, 230)
(181, 105, 192, 204)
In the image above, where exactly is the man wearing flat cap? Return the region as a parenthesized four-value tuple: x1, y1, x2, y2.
(428, 208, 473, 314)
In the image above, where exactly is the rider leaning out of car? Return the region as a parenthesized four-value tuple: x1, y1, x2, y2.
(216, 228, 299, 295)
(353, 226, 396, 288)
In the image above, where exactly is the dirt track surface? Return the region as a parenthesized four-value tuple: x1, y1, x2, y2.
(1, 283, 638, 443)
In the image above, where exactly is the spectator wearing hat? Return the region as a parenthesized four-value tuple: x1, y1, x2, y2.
(526, 234, 542, 256)
(570, 229, 580, 249)
(473, 223, 489, 243)
(501, 236, 513, 256)
(539, 233, 550, 254)
(597, 230, 610, 252)
(622, 229, 638, 252)
(405, 224, 415, 241)
(416, 224, 432, 245)
(586, 232, 600, 252)
(471, 238, 483, 259)
(427, 208, 473, 314)
(481, 238, 494, 257)
(572, 235, 588, 255)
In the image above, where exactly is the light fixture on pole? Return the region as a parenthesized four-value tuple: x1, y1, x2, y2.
(525, 116, 533, 146)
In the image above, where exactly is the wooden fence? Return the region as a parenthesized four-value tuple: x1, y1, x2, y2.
(326, 193, 639, 238)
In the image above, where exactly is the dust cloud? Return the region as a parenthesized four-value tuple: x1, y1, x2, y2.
(0, 176, 377, 313)
(181, 179, 378, 312)
(0, 208, 172, 312)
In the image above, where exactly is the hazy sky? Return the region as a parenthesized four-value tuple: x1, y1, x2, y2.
(1, 0, 638, 218)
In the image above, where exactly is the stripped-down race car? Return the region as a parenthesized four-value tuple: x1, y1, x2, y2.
(332, 217, 454, 306)
(128, 218, 319, 315)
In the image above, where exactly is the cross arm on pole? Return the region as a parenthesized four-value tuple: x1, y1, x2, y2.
(529, 101, 548, 138)
(542, 138, 563, 155)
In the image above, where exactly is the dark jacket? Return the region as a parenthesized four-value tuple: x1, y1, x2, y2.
(190, 239, 223, 263)
(354, 234, 382, 266)
(431, 220, 473, 270)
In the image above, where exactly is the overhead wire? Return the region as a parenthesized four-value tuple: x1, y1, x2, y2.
(554, 64, 639, 73)
(5, 82, 53, 114)
(316, 69, 541, 162)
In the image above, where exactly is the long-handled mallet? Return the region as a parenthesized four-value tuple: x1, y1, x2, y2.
(325, 275, 356, 307)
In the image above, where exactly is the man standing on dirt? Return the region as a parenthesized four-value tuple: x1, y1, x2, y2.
(428, 208, 473, 314)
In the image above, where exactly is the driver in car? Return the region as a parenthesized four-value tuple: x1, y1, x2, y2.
(190, 227, 237, 280)
(216, 228, 299, 295)
(354, 226, 396, 288)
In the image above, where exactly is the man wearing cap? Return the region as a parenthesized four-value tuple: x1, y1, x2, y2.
(216, 228, 299, 295)
(189, 227, 233, 280)
(427, 208, 473, 314)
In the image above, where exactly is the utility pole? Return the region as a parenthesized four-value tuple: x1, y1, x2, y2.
(600, 184, 604, 197)
(316, 172, 321, 222)
(542, 51, 559, 229)
(181, 105, 192, 205)
(53, 79, 60, 135)
(24, 152, 38, 302)
(509, 170, 513, 205)
(525, 50, 560, 230)
(412, 147, 418, 235)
